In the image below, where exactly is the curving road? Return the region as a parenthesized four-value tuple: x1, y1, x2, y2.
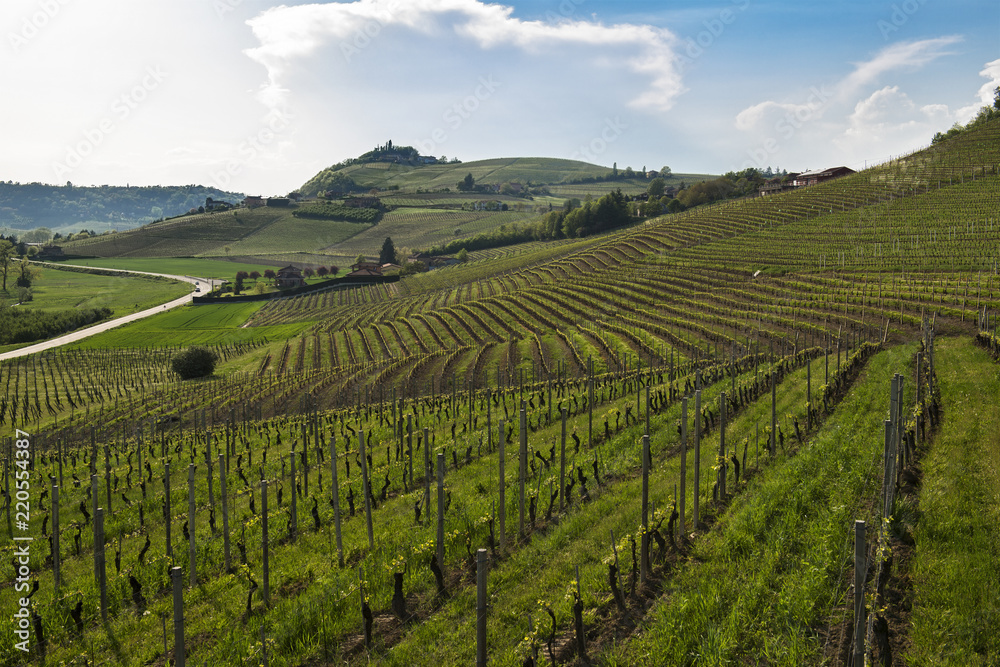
(0, 263, 216, 362)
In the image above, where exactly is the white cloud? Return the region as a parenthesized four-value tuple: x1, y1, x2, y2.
(955, 58, 1000, 122)
(734, 36, 962, 134)
(838, 36, 962, 101)
(244, 0, 684, 113)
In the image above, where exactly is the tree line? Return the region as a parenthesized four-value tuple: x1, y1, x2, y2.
(0, 182, 244, 230)
(0, 306, 113, 344)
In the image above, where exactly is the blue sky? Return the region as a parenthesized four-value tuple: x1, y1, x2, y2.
(1, 0, 997, 195)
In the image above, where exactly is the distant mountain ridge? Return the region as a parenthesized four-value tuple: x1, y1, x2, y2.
(0, 182, 245, 232)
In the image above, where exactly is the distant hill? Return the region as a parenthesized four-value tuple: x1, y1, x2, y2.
(300, 155, 694, 197)
(0, 182, 245, 233)
(56, 151, 715, 264)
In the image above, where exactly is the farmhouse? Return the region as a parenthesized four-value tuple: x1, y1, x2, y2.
(758, 174, 799, 196)
(348, 260, 383, 277)
(242, 195, 266, 209)
(792, 166, 855, 187)
(275, 265, 305, 288)
(266, 197, 291, 207)
(36, 245, 65, 259)
(205, 197, 232, 211)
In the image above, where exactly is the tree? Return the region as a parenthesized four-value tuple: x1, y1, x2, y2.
(355, 254, 366, 266)
(171, 347, 218, 380)
(234, 270, 249, 295)
(0, 240, 14, 292)
(263, 268, 276, 284)
(316, 266, 329, 278)
(303, 267, 315, 279)
(379, 237, 397, 265)
(660, 166, 672, 177)
(249, 270, 261, 283)
(456, 248, 469, 263)
(458, 173, 475, 191)
(15, 259, 40, 288)
(647, 177, 667, 199)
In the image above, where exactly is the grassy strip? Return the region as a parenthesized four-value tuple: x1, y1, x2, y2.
(907, 336, 1000, 666)
(605, 343, 917, 666)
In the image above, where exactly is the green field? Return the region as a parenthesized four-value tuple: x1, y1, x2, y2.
(12, 264, 188, 313)
(65, 301, 311, 349)
(42, 257, 279, 279)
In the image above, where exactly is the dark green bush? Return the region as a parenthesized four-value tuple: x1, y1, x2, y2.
(171, 346, 218, 380)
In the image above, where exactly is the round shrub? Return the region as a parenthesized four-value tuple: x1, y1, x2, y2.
(171, 346, 218, 380)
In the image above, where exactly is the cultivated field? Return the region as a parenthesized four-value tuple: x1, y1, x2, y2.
(1, 119, 998, 666)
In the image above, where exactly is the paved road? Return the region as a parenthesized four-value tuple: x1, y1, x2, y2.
(0, 263, 214, 362)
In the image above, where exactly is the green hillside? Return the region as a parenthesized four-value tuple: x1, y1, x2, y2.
(301, 155, 710, 196)
(3, 117, 999, 667)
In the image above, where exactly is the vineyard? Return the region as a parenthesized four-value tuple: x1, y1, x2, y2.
(1, 118, 999, 666)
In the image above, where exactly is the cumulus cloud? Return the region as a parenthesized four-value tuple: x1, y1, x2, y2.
(734, 36, 962, 134)
(243, 0, 684, 113)
(955, 58, 1000, 122)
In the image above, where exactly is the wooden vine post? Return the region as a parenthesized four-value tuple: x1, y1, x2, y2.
(359, 430, 374, 549)
(436, 452, 446, 569)
(164, 462, 172, 557)
(560, 408, 567, 512)
(693, 390, 702, 528)
(218, 454, 231, 572)
(171, 566, 186, 667)
(770, 362, 777, 456)
(290, 446, 298, 541)
(95, 507, 107, 622)
(261, 478, 270, 607)
(330, 435, 344, 567)
(518, 403, 526, 538)
(640, 434, 650, 585)
(854, 520, 866, 666)
(188, 464, 196, 586)
(476, 548, 488, 667)
(498, 418, 506, 550)
(679, 397, 687, 535)
(52, 481, 61, 593)
(718, 392, 727, 499)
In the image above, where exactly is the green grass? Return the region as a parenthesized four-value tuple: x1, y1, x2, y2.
(66, 302, 311, 349)
(606, 343, 916, 666)
(908, 336, 1000, 666)
(43, 257, 278, 279)
(213, 217, 372, 257)
(8, 265, 188, 314)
